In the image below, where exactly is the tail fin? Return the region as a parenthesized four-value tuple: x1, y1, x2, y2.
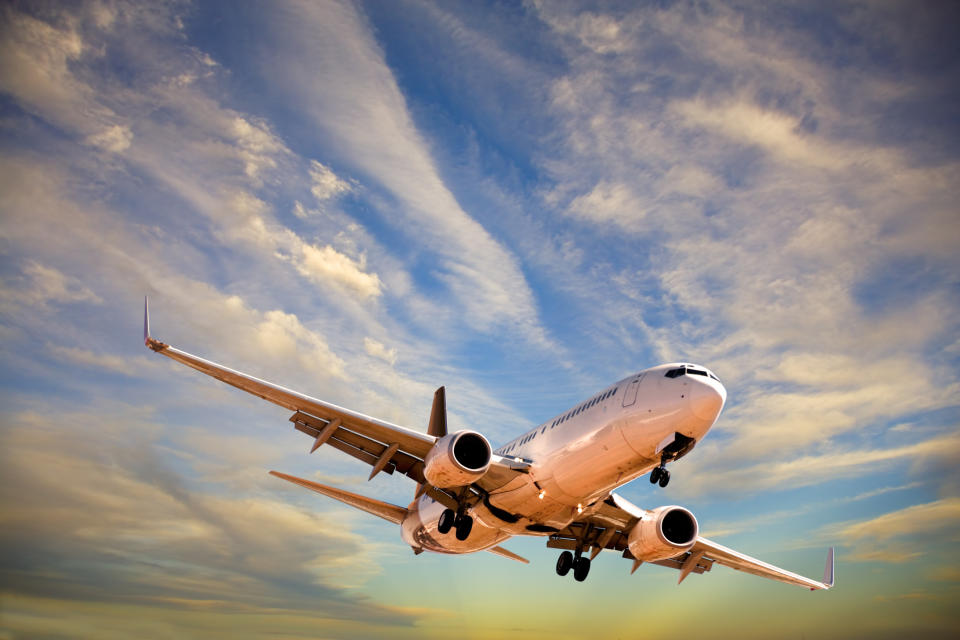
(427, 386, 447, 438)
(416, 386, 447, 499)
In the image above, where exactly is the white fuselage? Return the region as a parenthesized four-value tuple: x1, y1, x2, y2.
(400, 363, 726, 554)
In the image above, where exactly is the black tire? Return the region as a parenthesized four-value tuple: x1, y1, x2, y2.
(659, 469, 670, 488)
(573, 556, 591, 582)
(556, 551, 573, 576)
(649, 467, 661, 484)
(438, 509, 455, 534)
(455, 514, 473, 541)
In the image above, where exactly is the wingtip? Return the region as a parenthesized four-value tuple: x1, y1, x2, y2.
(823, 547, 835, 588)
(143, 296, 168, 352)
(143, 296, 150, 346)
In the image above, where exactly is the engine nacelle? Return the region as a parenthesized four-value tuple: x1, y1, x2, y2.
(422, 430, 492, 488)
(627, 505, 698, 562)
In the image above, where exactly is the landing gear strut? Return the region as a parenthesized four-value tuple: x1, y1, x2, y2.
(649, 433, 695, 489)
(438, 508, 474, 540)
(556, 548, 591, 582)
(649, 464, 671, 488)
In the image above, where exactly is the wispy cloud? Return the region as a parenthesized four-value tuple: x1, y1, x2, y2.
(1, 1, 958, 636)
(0, 406, 413, 616)
(46, 343, 155, 376)
(822, 498, 960, 563)
(676, 433, 960, 498)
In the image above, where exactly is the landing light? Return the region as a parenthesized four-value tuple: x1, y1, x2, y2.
(538, 490, 545, 500)
(577, 503, 583, 514)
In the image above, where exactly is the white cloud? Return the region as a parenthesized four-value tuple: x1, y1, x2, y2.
(231, 117, 284, 180)
(0, 262, 102, 311)
(85, 124, 133, 152)
(259, 0, 553, 347)
(296, 244, 382, 299)
(364, 337, 397, 365)
(309, 160, 353, 203)
(672, 98, 848, 170)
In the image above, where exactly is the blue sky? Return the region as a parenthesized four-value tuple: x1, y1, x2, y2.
(1, 1, 958, 637)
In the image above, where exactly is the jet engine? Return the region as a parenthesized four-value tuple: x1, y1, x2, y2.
(627, 505, 698, 562)
(422, 430, 492, 488)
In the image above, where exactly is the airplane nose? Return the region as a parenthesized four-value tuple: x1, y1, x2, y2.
(688, 379, 726, 422)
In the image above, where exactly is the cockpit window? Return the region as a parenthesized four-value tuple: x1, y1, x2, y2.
(666, 366, 712, 378)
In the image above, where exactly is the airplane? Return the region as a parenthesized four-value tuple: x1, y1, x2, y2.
(143, 298, 834, 589)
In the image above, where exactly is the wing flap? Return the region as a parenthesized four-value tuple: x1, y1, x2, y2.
(290, 411, 426, 482)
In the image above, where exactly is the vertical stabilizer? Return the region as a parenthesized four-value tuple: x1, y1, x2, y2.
(416, 386, 447, 499)
(428, 386, 447, 438)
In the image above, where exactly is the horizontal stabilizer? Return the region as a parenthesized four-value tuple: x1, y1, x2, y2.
(269, 471, 408, 525)
(487, 545, 529, 564)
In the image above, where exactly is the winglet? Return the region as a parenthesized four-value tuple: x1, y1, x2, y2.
(822, 547, 835, 588)
(143, 296, 150, 346)
(143, 296, 168, 352)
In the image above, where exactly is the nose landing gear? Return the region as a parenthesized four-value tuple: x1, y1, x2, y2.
(649, 465, 671, 487)
(649, 433, 696, 488)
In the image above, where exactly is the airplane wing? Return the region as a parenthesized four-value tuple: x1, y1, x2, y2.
(546, 492, 834, 591)
(143, 298, 525, 502)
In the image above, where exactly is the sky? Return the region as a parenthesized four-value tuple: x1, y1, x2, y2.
(0, 0, 958, 637)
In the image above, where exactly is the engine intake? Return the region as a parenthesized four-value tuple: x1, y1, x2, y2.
(627, 505, 698, 562)
(423, 430, 492, 488)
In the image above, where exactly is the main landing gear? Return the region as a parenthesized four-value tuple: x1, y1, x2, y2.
(437, 508, 473, 541)
(649, 464, 671, 488)
(555, 550, 591, 582)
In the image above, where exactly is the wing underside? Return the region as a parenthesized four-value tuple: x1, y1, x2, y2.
(548, 492, 833, 590)
(143, 298, 525, 507)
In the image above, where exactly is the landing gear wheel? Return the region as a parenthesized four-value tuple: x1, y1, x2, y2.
(437, 509, 455, 534)
(454, 514, 473, 541)
(556, 551, 573, 577)
(649, 466, 661, 484)
(573, 556, 591, 582)
(658, 469, 671, 488)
